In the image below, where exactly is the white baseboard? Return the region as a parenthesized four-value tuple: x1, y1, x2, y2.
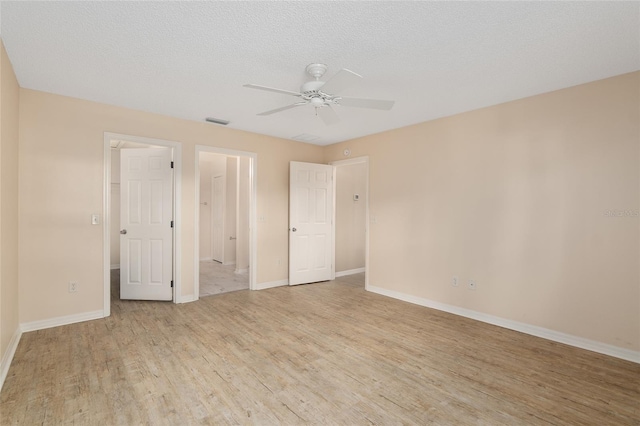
(110, 264, 120, 270)
(367, 285, 640, 364)
(177, 294, 197, 303)
(335, 267, 365, 278)
(20, 310, 104, 333)
(254, 279, 288, 290)
(0, 327, 22, 392)
(235, 268, 248, 275)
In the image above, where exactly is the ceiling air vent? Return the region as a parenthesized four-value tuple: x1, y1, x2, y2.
(205, 117, 230, 125)
(292, 133, 321, 143)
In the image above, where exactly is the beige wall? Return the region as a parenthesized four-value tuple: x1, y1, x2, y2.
(324, 72, 640, 351)
(198, 156, 212, 260)
(0, 42, 20, 364)
(335, 162, 367, 272)
(18, 89, 323, 323)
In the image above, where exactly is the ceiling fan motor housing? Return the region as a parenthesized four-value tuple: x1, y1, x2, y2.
(305, 63, 328, 80)
(301, 80, 325, 95)
(301, 80, 335, 106)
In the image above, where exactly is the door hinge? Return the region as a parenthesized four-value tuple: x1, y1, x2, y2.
(170, 161, 174, 169)
(171, 280, 174, 288)
(170, 220, 174, 228)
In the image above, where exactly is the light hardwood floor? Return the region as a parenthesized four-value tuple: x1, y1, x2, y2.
(1, 273, 638, 425)
(199, 261, 249, 297)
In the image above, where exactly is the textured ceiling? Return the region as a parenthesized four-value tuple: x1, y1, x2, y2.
(1, 1, 638, 146)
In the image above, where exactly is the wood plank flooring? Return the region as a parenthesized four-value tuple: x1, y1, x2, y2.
(199, 261, 249, 297)
(1, 272, 638, 425)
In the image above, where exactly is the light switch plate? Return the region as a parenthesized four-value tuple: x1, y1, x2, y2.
(91, 214, 100, 225)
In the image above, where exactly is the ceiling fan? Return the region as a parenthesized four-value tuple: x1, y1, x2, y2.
(243, 63, 395, 125)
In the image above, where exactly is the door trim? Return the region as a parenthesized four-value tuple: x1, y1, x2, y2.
(103, 132, 183, 316)
(194, 145, 257, 297)
(329, 156, 370, 290)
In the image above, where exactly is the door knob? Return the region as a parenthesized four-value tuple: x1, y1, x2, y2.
(292, 227, 297, 232)
(120, 229, 127, 235)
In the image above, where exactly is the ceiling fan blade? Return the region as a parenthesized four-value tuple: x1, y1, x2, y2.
(317, 105, 340, 125)
(338, 97, 395, 110)
(257, 102, 307, 116)
(320, 69, 362, 95)
(243, 84, 302, 97)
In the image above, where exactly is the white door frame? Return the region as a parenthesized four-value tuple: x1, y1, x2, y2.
(103, 132, 183, 316)
(329, 156, 370, 290)
(195, 145, 257, 297)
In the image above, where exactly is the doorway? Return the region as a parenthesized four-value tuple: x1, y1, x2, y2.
(330, 157, 369, 287)
(103, 133, 183, 316)
(286, 157, 369, 288)
(195, 146, 257, 298)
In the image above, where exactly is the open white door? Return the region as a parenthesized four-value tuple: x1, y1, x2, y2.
(289, 161, 335, 285)
(120, 148, 173, 300)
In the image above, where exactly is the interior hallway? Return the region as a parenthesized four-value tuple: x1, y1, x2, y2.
(199, 261, 249, 297)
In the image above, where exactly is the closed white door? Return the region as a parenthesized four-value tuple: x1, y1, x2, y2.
(211, 175, 224, 262)
(120, 148, 173, 301)
(289, 161, 335, 285)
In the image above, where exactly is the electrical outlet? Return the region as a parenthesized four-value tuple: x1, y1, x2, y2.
(452, 276, 459, 287)
(468, 280, 477, 291)
(69, 281, 78, 293)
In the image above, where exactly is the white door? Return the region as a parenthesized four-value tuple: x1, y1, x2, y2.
(211, 175, 224, 262)
(289, 161, 335, 285)
(120, 148, 173, 301)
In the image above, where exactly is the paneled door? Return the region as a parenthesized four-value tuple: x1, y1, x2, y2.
(289, 161, 335, 285)
(120, 148, 173, 300)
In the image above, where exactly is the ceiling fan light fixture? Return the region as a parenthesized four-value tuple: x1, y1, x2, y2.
(243, 64, 395, 125)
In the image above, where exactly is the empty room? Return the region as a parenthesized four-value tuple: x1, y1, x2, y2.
(0, 2, 639, 425)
